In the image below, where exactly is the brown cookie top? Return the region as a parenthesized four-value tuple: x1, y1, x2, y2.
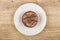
(22, 11, 38, 28)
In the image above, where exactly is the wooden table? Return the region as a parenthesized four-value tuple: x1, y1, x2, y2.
(0, 0, 60, 40)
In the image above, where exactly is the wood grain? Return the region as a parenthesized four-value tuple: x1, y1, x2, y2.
(0, 0, 60, 40)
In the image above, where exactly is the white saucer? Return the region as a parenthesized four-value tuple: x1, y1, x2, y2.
(14, 3, 47, 36)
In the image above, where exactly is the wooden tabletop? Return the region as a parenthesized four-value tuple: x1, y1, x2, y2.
(0, 0, 60, 40)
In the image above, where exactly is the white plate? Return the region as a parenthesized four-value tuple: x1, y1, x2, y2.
(14, 3, 47, 36)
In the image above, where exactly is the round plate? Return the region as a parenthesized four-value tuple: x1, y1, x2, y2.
(14, 3, 47, 36)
